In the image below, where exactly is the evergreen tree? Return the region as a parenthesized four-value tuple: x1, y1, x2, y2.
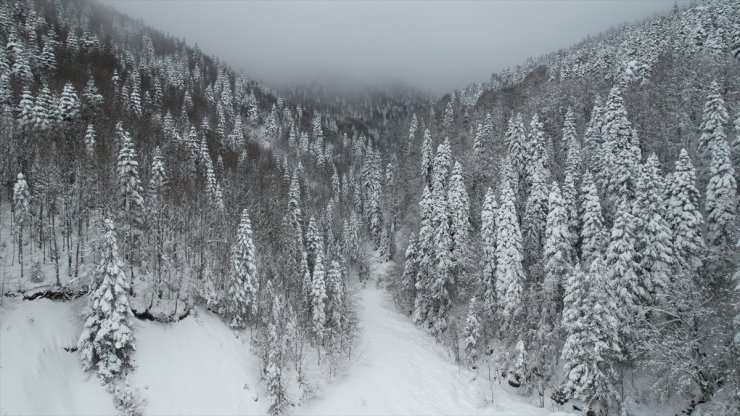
(606, 201, 642, 355)
(704, 126, 736, 248)
(557, 259, 620, 412)
(496, 180, 525, 327)
(311, 243, 327, 347)
(447, 162, 470, 277)
(402, 232, 419, 311)
(462, 297, 482, 365)
(698, 81, 729, 166)
(480, 188, 497, 316)
(562, 173, 579, 258)
(13, 173, 31, 279)
(666, 149, 705, 273)
(227, 210, 258, 328)
(633, 155, 673, 306)
(523, 163, 549, 261)
(414, 186, 435, 324)
(84, 124, 96, 157)
(579, 172, 606, 266)
(78, 219, 136, 381)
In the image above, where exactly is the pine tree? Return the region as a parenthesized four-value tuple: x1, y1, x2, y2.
(311, 244, 327, 347)
(579, 172, 606, 266)
(431, 164, 452, 334)
(523, 163, 549, 261)
(606, 201, 642, 355)
(508, 114, 528, 182)
(414, 186, 435, 324)
(117, 128, 145, 252)
(326, 260, 344, 336)
(402, 233, 419, 313)
(562, 173, 579, 259)
(16, 88, 35, 130)
(480, 188, 497, 316)
(633, 155, 673, 306)
(78, 219, 136, 382)
(420, 129, 432, 185)
(543, 182, 572, 302)
(227, 210, 258, 328)
(666, 149, 705, 273)
(463, 297, 482, 365)
(84, 124, 96, 157)
(584, 96, 604, 175)
(704, 127, 736, 248)
(557, 259, 620, 411)
(698, 81, 729, 166)
(57, 82, 80, 122)
(13, 173, 31, 280)
(563, 108, 582, 181)
(448, 162, 470, 277)
(496, 180, 525, 327)
(408, 113, 418, 147)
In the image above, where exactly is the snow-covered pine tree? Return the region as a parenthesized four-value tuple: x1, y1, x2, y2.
(563, 108, 582, 181)
(78, 219, 136, 382)
(704, 125, 736, 249)
(697, 81, 729, 168)
(57, 82, 80, 122)
(606, 200, 642, 356)
(311, 242, 327, 352)
(557, 258, 620, 412)
(421, 129, 434, 186)
(402, 232, 419, 313)
(562, 173, 579, 259)
(462, 297, 482, 366)
(227, 210, 258, 328)
(633, 154, 672, 306)
(414, 186, 435, 324)
(447, 161, 470, 279)
(579, 171, 606, 266)
(84, 124, 96, 157)
(508, 113, 528, 183)
(496, 180, 525, 329)
(13, 172, 31, 279)
(480, 188, 497, 316)
(523, 162, 549, 263)
(666, 149, 705, 274)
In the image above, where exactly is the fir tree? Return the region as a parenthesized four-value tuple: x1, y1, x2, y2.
(13, 173, 31, 279)
(480, 188, 497, 316)
(78, 219, 136, 382)
(579, 172, 606, 266)
(557, 259, 620, 412)
(666, 149, 705, 273)
(414, 186, 435, 324)
(462, 297, 482, 365)
(496, 180, 525, 327)
(84, 124, 96, 157)
(227, 210, 258, 328)
(606, 201, 642, 355)
(448, 162, 470, 277)
(633, 155, 673, 306)
(402, 233, 419, 313)
(704, 126, 736, 248)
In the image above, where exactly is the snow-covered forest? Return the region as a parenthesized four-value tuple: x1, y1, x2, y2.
(0, 0, 738, 415)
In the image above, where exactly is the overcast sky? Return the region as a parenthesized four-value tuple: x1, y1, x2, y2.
(103, 0, 687, 93)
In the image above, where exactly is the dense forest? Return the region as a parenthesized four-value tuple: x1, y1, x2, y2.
(0, 0, 738, 415)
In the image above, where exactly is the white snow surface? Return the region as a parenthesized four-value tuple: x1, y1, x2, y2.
(1, 257, 569, 415)
(296, 258, 568, 416)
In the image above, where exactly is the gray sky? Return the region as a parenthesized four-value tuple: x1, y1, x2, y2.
(104, 0, 687, 93)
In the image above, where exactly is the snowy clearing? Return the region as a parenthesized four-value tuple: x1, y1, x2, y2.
(296, 258, 571, 416)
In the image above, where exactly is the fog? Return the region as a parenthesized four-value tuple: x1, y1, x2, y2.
(104, 0, 688, 93)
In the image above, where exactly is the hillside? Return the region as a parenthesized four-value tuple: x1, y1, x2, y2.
(0, 0, 739, 415)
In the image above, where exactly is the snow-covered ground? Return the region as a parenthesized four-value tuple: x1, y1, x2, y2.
(296, 258, 570, 416)
(0, 298, 268, 416)
(1, 256, 570, 416)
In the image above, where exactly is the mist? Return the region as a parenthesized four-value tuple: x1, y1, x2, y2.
(104, 0, 688, 93)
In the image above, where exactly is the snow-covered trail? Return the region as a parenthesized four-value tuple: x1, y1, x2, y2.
(296, 258, 557, 416)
